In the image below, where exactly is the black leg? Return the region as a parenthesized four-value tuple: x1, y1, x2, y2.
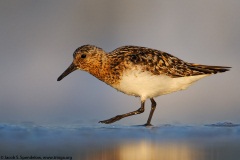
(144, 98, 156, 126)
(99, 101, 145, 124)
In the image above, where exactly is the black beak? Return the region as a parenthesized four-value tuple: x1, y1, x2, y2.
(57, 63, 77, 81)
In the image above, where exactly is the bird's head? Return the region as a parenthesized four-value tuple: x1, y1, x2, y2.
(57, 45, 103, 81)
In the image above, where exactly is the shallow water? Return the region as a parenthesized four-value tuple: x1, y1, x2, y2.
(0, 122, 240, 160)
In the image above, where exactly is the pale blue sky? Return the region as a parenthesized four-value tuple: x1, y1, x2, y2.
(0, 0, 239, 125)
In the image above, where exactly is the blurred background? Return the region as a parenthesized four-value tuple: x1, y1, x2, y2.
(0, 0, 239, 126)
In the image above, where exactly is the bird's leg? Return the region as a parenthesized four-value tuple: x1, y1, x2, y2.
(99, 101, 145, 124)
(144, 98, 157, 126)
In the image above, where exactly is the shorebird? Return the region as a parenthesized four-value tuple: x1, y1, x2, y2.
(57, 45, 230, 126)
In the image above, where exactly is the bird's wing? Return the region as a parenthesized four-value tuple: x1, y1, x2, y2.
(110, 46, 230, 77)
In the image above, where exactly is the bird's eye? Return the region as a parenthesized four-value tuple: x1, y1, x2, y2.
(81, 54, 86, 58)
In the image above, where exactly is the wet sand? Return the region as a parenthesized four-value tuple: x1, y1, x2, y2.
(0, 122, 240, 160)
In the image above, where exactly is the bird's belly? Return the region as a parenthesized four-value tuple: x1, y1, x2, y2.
(112, 69, 208, 101)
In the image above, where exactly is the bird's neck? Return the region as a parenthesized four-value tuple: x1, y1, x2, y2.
(87, 53, 115, 85)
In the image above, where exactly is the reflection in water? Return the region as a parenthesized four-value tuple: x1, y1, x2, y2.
(118, 141, 196, 160)
(78, 139, 240, 160)
(1, 123, 240, 160)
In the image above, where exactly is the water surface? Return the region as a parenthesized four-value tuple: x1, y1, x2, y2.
(0, 122, 240, 160)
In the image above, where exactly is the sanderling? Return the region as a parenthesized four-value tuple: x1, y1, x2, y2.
(57, 45, 230, 126)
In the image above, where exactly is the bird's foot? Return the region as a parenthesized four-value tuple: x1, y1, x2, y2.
(143, 123, 153, 127)
(99, 115, 123, 124)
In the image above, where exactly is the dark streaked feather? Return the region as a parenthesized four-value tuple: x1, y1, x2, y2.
(110, 46, 231, 78)
(187, 63, 231, 74)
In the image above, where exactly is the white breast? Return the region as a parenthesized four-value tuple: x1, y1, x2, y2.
(112, 69, 209, 101)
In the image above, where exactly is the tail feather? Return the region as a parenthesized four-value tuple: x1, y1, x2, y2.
(188, 63, 231, 74)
